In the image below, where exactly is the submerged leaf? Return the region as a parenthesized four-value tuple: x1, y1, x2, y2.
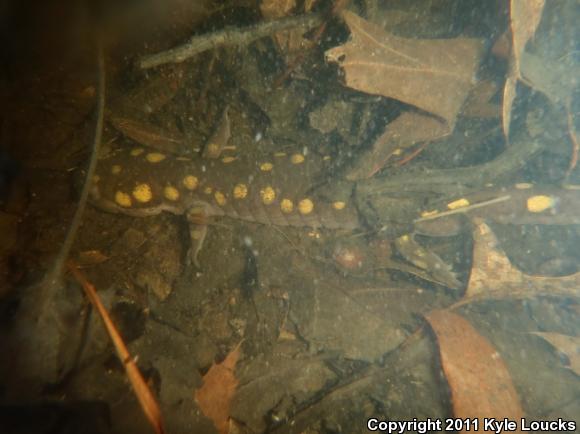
(464, 220, 580, 301)
(326, 11, 483, 178)
(532, 332, 580, 376)
(195, 343, 242, 434)
(502, 0, 546, 139)
(326, 11, 483, 124)
(426, 310, 524, 425)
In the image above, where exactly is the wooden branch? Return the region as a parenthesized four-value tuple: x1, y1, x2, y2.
(139, 12, 324, 69)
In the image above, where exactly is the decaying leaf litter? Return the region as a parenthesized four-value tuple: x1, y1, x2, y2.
(0, 0, 578, 433)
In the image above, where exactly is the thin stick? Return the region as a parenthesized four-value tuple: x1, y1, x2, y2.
(43, 34, 106, 291)
(68, 261, 165, 434)
(139, 12, 324, 69)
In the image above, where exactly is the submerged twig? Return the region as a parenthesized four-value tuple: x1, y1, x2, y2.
(43, 34, 106, 293)
(68, 261, 166, 434)
(139, 12, 324, 69)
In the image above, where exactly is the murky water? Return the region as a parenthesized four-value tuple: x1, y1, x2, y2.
(0, 1, 578, 433)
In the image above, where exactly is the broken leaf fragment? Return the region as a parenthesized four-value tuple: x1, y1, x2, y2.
(463, 220, 580, 302)
(426, 309, 524, 422)
(532, 332, 580, 377)
(195, 343, 242, 434)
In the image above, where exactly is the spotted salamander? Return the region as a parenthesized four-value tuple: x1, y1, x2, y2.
(90, 146, 360, 266)
(90, 145, 580, 285)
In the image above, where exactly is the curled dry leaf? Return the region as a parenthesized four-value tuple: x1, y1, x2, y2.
(426, 309, 524, 426)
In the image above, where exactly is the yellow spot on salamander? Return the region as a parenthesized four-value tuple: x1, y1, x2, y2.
(260, 162, 274, 171)
(190, 229, 204, 240)
(527, 195, 556, 213)
(115, 191, 132, 207)
(308, 230, 321, 239)
(290, 154, 305, 164)
(146, 152, 166, 163)
(182, 175, 199, 190)
(133, 183, 153, 203)
(164, 185, 180, 201)
(421, 209, 439, 218)
(222, 156, 236, 163)
(204, 186, 213, 194)
(130, 148, 144, 156)
(298, 198, 314, 215)
(274, 152, 287, 157)
(280, 199, 293, 213)
(206, 143, 220, 157)
(233, 184, 248, 199)
(447, 198, 470, 210)
(332, 201, 346, 210)
(214, 191, 226, 206)
(260, 186, 276, 205)
(111, 165, 122, 175)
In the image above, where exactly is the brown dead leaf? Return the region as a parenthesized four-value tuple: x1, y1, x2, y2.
(462, 80, 500, 118)
(115, 64, 185, 116)
(195, 343, 243, 434)
(326, 11, 483, 179)
(108, 116, 186, 154)
(260, 0, 295, 19)
(426, 310, 524, 425)
(326, 11, 483, 124)
(463, 220, 580, 302)
(532, 332, 580, 377)
(261, 0, 309, 55)
(346, 111, 448, 179)
(510, 0, 545, 73)
(502, 0, 545, 139)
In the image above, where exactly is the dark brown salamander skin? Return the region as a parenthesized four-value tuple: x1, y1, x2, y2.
(90, 146, 580, 284)
(90, 147, 360, 230)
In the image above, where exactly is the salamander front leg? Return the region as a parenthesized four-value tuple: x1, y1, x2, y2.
(186, 205, 210, 267)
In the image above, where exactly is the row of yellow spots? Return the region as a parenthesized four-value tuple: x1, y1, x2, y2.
(115, 181, 347, 218)
(112, 148, 346, 215)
